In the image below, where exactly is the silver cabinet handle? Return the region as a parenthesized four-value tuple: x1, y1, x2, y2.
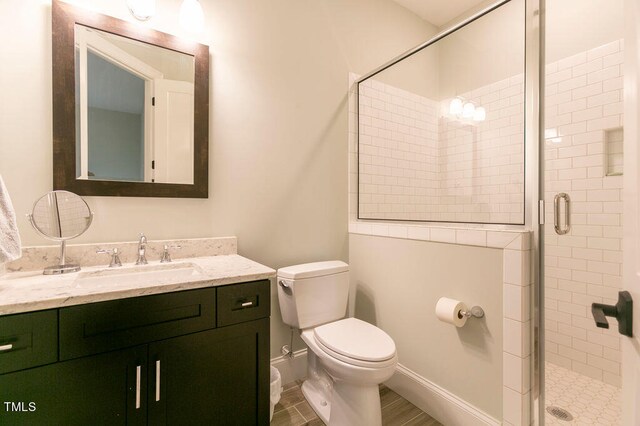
(155, 360, 161, 402)
(136, 365, 141, 409)
(241, 301, 253, 307)
(554, 193, 571, 235)
(0, 344, 13, 352)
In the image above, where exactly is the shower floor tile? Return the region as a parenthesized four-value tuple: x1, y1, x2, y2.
(545, 362, 621, 425)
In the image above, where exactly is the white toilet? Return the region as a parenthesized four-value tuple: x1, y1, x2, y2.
(277, 261, 397, 426)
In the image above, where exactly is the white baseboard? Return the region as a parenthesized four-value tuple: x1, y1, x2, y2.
(271, 354, 499, 426)
(386, 364, 500, 426)
(270, 348, 308, 385)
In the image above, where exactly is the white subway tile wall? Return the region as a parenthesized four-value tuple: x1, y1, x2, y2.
(358, 80, 440, 219)
(357, 74, 525, 224)
(544, 40, 624, 387)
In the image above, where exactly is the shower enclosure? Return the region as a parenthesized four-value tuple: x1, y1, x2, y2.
(353, 0, 637, 424)
(541, 0, 625, 424)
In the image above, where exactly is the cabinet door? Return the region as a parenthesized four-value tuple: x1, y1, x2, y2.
(148, 318, 270, 425)
(0, 346, 147, 426)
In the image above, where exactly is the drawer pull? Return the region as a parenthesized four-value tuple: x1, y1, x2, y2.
(136, 365, 141, 409)
(155, 360, 161, 402)
(0, 344, 13, 352)
(241, 301, 253, 308)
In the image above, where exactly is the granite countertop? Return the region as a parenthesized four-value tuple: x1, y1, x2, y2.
(0, 254, 276, 315)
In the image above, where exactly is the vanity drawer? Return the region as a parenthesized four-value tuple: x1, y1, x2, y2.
(217, 280, 270, 327)
(0, 310, 58, 374)
(59, 287, 216, 360)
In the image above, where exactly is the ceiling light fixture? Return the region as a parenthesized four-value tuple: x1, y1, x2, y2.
(449, 97, 463, 116)
(448, 97, 486, 122)
(179, 0, 205, 33)
(462, 101, 475, 119)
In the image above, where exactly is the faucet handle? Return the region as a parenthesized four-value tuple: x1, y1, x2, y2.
(135, 248, 148, 265)
(160, 244, 181, 263)
(96, 248, 122, 268)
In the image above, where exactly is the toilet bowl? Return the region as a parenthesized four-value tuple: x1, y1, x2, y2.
(277, 261, 398, 426)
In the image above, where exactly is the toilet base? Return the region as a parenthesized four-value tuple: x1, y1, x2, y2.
(302, 379, 382, 426)
(329, 381, 382, 426)
(301, 379, 331, 424)
(300, 331, 390, 426)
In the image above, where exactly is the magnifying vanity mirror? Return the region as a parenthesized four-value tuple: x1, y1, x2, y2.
(52, 0, 209, 198)
(28, 191, 93, 275)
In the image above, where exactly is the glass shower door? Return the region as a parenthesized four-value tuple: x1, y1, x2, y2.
(541, 0, 625, 423)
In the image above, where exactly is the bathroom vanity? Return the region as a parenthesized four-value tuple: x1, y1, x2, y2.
(0, 249, 275, 425)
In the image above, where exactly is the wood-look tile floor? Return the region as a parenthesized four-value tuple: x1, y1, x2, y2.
(271, 381, 442, 426)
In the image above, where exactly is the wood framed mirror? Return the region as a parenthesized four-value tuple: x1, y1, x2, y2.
(52, 0, 209, 198)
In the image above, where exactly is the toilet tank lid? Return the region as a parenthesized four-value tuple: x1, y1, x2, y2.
(277, 261, 348, 279)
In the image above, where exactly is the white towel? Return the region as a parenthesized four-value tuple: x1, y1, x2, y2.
(0, 175, 21, 263)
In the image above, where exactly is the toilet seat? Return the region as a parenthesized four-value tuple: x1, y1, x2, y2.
(312, 318, 396, 368)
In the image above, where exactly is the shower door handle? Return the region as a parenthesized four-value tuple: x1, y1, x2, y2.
(554, 193, 570, 235)
(591, 291, 633, 337)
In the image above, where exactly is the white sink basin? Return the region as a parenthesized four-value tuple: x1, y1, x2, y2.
(74, 262, 203, 288)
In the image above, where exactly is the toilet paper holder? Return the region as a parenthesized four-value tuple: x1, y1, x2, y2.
(459, 306, 485, 319)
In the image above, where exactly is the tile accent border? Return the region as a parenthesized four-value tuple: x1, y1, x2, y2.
(349, 222, 530, 250)
(501, 238, 534, 426)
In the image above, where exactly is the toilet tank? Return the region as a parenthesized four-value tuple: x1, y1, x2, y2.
(277, 261, 349, 329)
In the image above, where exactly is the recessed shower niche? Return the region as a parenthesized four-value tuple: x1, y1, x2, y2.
(605, 127, 623, 176)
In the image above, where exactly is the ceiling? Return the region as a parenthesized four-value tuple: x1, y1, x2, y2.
(390, 0, 492, 27)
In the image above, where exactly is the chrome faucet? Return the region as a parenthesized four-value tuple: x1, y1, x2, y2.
(136, 233, 148, 265)
(96, 247, 122, 268)
(160, 244, 182, 263)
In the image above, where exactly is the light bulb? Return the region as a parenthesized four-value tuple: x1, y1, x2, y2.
(462, 102, 475, 119)
(449, 98, 463, 116)
(473, 106, 486, 122)
(179, 0, 205, 33)
(127, 0, 156, 21)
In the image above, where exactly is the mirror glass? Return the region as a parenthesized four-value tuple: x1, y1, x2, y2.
(357, 0, 525, 225)
(30, 191, 93, 240)
(74, 24, 195, 184)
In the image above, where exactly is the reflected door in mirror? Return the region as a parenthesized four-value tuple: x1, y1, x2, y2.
(74, 24, 195, 184)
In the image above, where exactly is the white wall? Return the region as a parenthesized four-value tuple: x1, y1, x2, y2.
(545, 0, 624, 64)
(437, 0, 525, 101)
(368, 38, 440, 100)
(349, 234, 504, 420)
(0, 0, 435, 358)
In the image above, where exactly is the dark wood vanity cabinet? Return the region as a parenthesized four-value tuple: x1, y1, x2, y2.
(0, 280, 271, 425)
(148, 319, 269, 425)
(0, 345, 147, 426)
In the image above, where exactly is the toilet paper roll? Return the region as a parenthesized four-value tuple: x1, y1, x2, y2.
(435, 297, 468, 327)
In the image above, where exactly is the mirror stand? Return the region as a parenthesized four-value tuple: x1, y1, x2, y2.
(49, 240, 80, 275)
(27, 216, 83, 275)
(27, 190, 94, 275)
